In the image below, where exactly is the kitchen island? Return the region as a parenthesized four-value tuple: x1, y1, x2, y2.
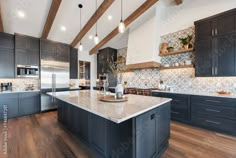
(48, 90, 172, 158)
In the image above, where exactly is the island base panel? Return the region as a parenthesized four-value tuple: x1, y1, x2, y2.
(57, 99, 170, 158)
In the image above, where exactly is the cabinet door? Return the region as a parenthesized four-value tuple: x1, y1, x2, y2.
(18, 92, 40, 116)
(216, 12, 235, 36)
(214, 34, 235, 76)
(158, 103, 171, 149)
(195, 20, 213, 41)
(195, 39, 213, 76)
(40, 40, 57, 60)
(28, 51, 39, 66)
(15, 35, 27, 50)
(0, 48, 15, 78)
(27, 37, 40, 51)
(78, 108, 89, 141)
(57, 43, 69, 62)
(15, 49, 28, 65)
(136, 110, 158, 158)
(0, 33, 14, 49)
(0, 94, 19, 119)
(90, 114, 107, 156)
(70, 47, 78, 79)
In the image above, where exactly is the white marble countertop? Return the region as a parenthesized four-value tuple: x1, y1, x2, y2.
(152, 90, 236, 99)
(0, 90, 40, 95)
(48, 90, 172, 124)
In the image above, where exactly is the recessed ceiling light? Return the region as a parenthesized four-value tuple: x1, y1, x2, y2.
(17, 11, 25, 18)
(89, 35, 93, 39)
(60, 26, 66, 31)
(108, 15, 112, 20)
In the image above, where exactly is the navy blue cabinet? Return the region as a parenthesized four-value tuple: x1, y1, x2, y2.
(0, 33, 15, 78)
(0, 92, 40, 120)
(18, 92, 40, 116)
(152, 92, 190, 123)
(70, 47, 78, 79)
(195, 9, 236, 76)
(15, 35, 40, 67)
(191, 96, 236, 136)
(0, 94, 19, 119)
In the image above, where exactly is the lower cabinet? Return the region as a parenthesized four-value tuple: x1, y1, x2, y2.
(135, 103, 170, 158)
(0, 94, 19, 119)
(18, 92, 40, 116)
(0, 92, 40, 120)
(152, 92, 236, 136)
(191, 96, 236, 136)
(152, 92, 190, 123)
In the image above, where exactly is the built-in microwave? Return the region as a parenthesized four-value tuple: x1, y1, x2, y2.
(17, 65, 39, 78)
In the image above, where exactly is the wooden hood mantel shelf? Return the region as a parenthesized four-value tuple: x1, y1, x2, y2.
(125, 61, 161, 70)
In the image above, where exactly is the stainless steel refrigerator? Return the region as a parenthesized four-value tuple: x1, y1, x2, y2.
(40, 60, 69, 111)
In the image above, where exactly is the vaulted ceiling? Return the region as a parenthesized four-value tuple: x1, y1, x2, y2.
(0, 0, 158, 51)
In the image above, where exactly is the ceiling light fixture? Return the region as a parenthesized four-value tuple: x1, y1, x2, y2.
(17, 11, 25, 18)
(78, 4, 83, 51)
(108, 15, 112, 20)
(94, 0, 99, 45)
(118, 0, 125, 33)
(60, 26, 66, 31)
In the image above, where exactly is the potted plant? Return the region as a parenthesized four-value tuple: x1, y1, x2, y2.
(179, 35, 192, 49)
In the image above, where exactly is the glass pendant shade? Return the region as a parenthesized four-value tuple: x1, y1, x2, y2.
(79, 43, 83, 51)
(94, 34, 99, 45)
(118, 20, 125, 33)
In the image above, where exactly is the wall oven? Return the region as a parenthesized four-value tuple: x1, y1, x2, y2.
(16, 65, 39, 78)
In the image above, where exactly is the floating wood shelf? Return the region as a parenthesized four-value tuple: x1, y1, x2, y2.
(159, 48, 194, 57)
(126, 61, 161, 70)
(160, 65, 194, 70)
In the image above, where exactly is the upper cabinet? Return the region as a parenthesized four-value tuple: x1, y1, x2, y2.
(0, 33, 15, 78)
(15, 34, 40, 67)
(97, 47, 117, 87)
(195, 9, 236, 77)
(70, 47, 78, 79)
(41, 39, 69, 62)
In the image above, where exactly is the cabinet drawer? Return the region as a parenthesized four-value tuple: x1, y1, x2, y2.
(171, 108, 189, 121)
(192, 103, 236, 119)
(192, 113, 236, 135)
(191, 96, 236, 107)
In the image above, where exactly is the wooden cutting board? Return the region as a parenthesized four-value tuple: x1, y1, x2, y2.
(99, 95, 128, 102)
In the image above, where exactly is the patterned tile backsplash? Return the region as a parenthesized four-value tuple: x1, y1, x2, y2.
(118, 27, 236, 93)
(0, 79, 39, 91)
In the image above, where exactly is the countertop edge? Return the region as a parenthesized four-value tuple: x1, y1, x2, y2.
(0, 90, 40, 94)
(48, 92, 172, 124)
(152, 90, 236, 99)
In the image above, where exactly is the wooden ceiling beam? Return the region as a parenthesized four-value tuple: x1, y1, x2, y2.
(89, 0, 158, 55)
(0, 5, 4, 32)
(70, 0, 115, 48)
(41, 0, 62, 39)
(175, 0, 183, 5)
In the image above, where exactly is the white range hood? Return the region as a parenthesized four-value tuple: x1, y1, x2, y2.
(126, 13, 161, 70)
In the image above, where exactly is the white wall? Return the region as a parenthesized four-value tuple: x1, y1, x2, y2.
(78, 50, 97, 89)
(159, 0, 236, 36)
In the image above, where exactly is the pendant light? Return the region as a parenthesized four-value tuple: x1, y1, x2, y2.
(94, 0, 99, 44)
(78, 4, 83, 51)
(118, 0, 125, 33)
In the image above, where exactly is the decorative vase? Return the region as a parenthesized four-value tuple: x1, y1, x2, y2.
(115, 84, 124, 99)
(183, 44, 189, 50)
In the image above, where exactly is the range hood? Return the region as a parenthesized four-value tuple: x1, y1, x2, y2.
(126, 14, 161, 70)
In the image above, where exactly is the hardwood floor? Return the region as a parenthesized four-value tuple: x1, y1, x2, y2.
(0, 111, 236, 158)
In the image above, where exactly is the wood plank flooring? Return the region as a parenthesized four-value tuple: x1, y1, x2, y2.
(0, 111, 236, 158)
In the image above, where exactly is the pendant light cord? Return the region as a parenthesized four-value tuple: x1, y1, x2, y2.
(121, 0, 123, 21)
(95, 0, 98, 35)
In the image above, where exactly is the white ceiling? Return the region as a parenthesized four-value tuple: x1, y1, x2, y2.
(1, 0, 158, 51)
